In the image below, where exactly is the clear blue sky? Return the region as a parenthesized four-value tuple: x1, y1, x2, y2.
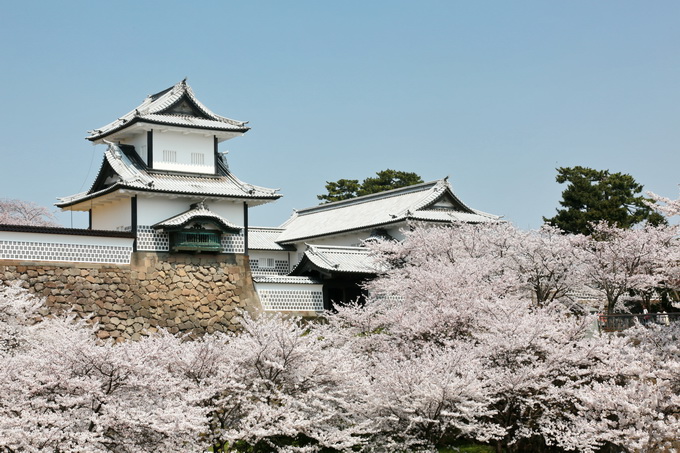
(1, 1, 678, 229)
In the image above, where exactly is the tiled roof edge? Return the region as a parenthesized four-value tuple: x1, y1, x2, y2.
(278, 219, 408, 245)
(87, 80, 249, 141)
(295, 180, 441, 216)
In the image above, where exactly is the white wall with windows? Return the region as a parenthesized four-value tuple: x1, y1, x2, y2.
(152, 131, 214, 173)
(249, 250, 292, 275)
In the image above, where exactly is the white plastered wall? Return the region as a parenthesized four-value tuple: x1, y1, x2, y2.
(136, 197, 194, 225)
(249, 250, 292, 275)
(209, 201, 245, 226)
(91, 198, 131, 231)
(135, 197, 245, 227)
(152, 131, 215, 173)
(127, 134, 148, 164)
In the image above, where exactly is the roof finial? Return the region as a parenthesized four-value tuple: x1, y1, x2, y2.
(181, 77, 188, 85)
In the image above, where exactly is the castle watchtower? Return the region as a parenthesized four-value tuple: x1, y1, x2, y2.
(57, 79, 281, 254)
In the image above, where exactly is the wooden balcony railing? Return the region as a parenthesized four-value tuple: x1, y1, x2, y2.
(598, 312, 680, 332)
(169, 231, 221, 253)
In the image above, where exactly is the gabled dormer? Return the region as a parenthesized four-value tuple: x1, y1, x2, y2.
(153, 201, 242, 253)
(86, 79, 250, 175)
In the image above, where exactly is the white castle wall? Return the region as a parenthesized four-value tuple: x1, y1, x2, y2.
(0, 230, 134, 264)
(127, 134, 148, 164)
(249, 250, 292, 275)
(91, 198, 132, 231)
(152, 131, 215, 173)
(255, 279, 324, 313)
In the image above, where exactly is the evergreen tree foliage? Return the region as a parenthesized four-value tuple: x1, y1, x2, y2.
(317, 179, 362, 203)
(317, 169, 423, 203)
(543, 166, 665, 235)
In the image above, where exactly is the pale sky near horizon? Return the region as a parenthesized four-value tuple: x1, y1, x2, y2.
(0, 1, 678, 230)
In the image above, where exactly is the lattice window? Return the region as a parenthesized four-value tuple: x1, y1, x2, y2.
(162, 150, 177, 162)
(250, 259, 290, 276)
(258, 289, 324, 312)
(0, 240, 132, 264)
(191, 153, 205, 165)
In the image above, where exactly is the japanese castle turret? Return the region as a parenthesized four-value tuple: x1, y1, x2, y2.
(57, 79, 281, 254)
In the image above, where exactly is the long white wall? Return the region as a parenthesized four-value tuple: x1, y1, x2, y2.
(0, 231, 133, 264)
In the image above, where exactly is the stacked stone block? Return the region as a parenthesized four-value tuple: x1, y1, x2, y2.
(0, 252, 261, 341)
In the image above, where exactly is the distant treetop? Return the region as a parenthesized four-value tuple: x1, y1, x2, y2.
(317, 169, 424, 204)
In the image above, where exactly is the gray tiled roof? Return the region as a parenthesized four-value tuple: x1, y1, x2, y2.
(277, 179, 500, 244)
(252, 275, 322, 284)
(87, 80, 248, 142)
(248, 227, 295, 251)
(153, 202, 241, 231)
(56, 144, 281, 208)
(295, 245, 379, 274)
(408, 209, 499, 223)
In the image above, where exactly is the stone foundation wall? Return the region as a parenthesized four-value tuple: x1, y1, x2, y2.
(0, 252, 262, 340)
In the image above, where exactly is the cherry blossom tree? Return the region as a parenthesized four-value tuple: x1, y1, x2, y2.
(360, 223, 520, 346)
(472, 298, 615, 452)
(577, 221, 678, 314)
(506, 225, 586, 306)
(0, 282, 42, 354)
(0, 283, 374, 453)
(3, 215, 680, 453)
(0, 283, 207, 452)
(569, 323, 680, 452)
(0, 198, 60, 227)
(0, 318, 207, 452)
(169, 313, 374, 453)
(648, 189, 680, 217)
(359, 342, 502, 452)
(342, 222, 680, 451)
